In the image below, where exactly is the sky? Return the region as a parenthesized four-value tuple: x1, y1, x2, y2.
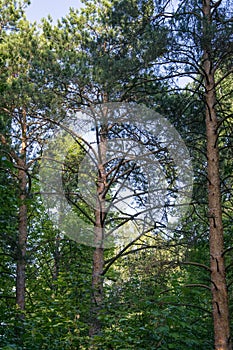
(25, 0, 83, 22)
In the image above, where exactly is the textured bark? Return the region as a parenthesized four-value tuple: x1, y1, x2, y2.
(89, 125, 107, 338)
(203, 1, 231, 348)
(89, 245, 104, 337)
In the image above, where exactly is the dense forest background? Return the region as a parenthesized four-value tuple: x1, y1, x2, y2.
(0, 0, 233, 349)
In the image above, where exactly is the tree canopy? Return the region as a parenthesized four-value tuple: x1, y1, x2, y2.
(0, 0, 232, 349)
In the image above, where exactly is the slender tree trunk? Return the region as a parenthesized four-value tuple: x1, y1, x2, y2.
(203, 1, 231, 348)
(89, 125, 107, 338)
(16, 110, 27, 313)
(89, 245, 104, 337)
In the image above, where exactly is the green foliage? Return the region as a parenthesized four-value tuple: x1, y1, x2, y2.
(38, 0, 167, 105)
(0, 0, 232, 348)
(91, 242, 213, 349)
(0, 0, 30, 31)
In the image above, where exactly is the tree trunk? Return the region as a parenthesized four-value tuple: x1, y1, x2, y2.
(203, 1, 231, 349)
(89, 124, 107, 338)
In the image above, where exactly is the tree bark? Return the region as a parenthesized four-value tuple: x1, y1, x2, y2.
(89, 124, 107, 338)
(203, 1, 231, 349)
